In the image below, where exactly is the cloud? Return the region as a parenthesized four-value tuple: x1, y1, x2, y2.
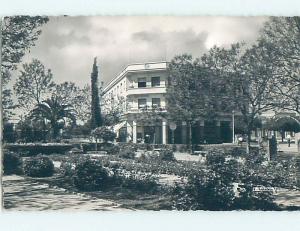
(14, 16, 267, 87)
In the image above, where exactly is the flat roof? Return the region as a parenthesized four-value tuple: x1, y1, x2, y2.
(103, 61, 168, 93)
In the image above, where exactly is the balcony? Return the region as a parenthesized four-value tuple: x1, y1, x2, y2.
(127, 86, 166, 95)
(126, 105, 167, 114)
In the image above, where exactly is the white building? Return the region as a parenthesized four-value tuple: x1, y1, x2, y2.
(103, 61, 234, 144)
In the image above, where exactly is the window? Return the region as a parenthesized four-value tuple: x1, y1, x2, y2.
(138, 78, 146, 88)
(152, 98, 161, 108)
(151, 77, 160, 87)
(138, 98, 147, 109)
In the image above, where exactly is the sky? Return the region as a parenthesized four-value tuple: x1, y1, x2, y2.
(18, 16, 268, 87)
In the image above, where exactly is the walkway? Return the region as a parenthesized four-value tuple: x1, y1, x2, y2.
(2, 175, 131, 211)
(278, 143, 298, 154)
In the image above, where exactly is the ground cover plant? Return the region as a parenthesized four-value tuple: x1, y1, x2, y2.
(3, 150, 23, 175)
(23, 155, 55, 177)
(4, 143, 299, 211)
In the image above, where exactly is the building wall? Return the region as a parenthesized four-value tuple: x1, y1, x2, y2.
(102, 61, 234, 144)
(102, 62, 168, 115)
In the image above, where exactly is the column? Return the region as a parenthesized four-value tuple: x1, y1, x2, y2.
(132, 120, 137, 143)
(126, 122, 132, 142)
(199, 120, 204, 143)
(216, 120, 221, 143)
(182, 121, 187, 144)
(162, 120, 167, 144)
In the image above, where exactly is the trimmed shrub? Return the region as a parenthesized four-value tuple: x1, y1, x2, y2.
(112, 168, 159, 192)
(118, 146, 136, 159)
(106, 144, 120, 155)
(172, 169, 236, 211)
(59, 161, 75, 177)
(73, 158, 109, 191)
(3, 151, 23, 175)
(159, 149, 175, 161)
(23, 156, 54, 177)
(4, 143, 73, 156)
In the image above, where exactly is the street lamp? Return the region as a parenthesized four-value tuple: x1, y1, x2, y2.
(169, 122, 177, 144)
(232, 110, 235, 144)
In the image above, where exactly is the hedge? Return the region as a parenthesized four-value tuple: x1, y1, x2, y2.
(4, 143, 73, 156)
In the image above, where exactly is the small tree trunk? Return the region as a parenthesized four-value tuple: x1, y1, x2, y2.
(95, 138, 98, 151)
(52, 126, 59, 141)
(246, 130, 251, 154)
(189, 122, 193, 153)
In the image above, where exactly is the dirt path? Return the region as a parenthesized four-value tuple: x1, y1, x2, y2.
(2, 175, 132, 211)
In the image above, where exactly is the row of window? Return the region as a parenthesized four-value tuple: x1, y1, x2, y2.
(138, 98, 161, 109)
(138, 77, 161, 88)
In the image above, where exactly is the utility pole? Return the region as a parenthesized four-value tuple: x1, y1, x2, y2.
(232, 110, 235, 144)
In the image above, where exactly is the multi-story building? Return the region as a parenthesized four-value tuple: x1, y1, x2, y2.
(102, 61, 234, 144)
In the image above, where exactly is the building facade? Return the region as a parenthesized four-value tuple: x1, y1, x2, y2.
(102, 61, 234, 144)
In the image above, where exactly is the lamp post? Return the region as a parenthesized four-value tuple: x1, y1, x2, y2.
(232, 110, 235, 144)
(169, 122, 177, 144)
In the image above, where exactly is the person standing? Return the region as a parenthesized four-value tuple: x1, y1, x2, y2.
(287, 134, 291, 147)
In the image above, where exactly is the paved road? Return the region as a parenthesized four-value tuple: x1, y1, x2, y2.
(278, 143, 298, 154)
(3, 175, 131, 211)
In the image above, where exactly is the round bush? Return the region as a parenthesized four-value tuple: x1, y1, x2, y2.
(59, 161, 75, 177)
(118, 146, 136, 159)
(3, 151, 23, 175)
(73, 158, 109, 191)
(159, 149, 175, 161)
(23, 156, 54, 177)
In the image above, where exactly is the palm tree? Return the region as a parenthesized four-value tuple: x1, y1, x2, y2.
(30, 96, 76, 140)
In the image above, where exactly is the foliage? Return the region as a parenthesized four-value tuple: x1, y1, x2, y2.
(91, 127, 116, 143)
(102, 96, 126, 126)
(118, 145, 136, 159)
(30, 96, 76, 140)
(3, 151, 23, 175)
(5, 143, 73, 156)
(166, 54, 225, 146)
(171, 149, 285, 210)
(15, 117, 48, 143)
(140, 149, 176, 162)
(90, 57, 102, 129)
(1, 16, 48, 120)
(59, 160, 76, 177)
(1, 16, 48, 71)
(23, 156, 54, 177)
(259, 17, 300, 113)
(3, 122, 17, 143)
(54, 82, 92, 124)
(14, 59, 55, 111)
(113, 168, 159, 192)
(73, 157, 109, 191)
(2, 70, 16, 121)
(172, 169, 236, 210)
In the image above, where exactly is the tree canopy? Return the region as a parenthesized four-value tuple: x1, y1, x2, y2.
(14, 59, 55, 111)
(1, 16, 48, 120)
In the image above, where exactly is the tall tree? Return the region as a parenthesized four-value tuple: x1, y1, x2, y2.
(230, 43, 277, 152)
(258, 17, 300, 113)
(199, 43, 278, 152)
(54, 82, 91, 123)
(1, 16, 48, 120)
(14, 59, 55, 111)
(30, 96, 76, 140)
(166, 54, 228, 146)
(90, 57, 102, 129)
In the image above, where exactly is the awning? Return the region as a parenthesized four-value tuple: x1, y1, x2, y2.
(113, 121, 127, 133)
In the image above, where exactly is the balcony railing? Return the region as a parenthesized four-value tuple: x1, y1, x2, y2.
(126, 105, 167, 114)
(126, 86, 166, 95)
